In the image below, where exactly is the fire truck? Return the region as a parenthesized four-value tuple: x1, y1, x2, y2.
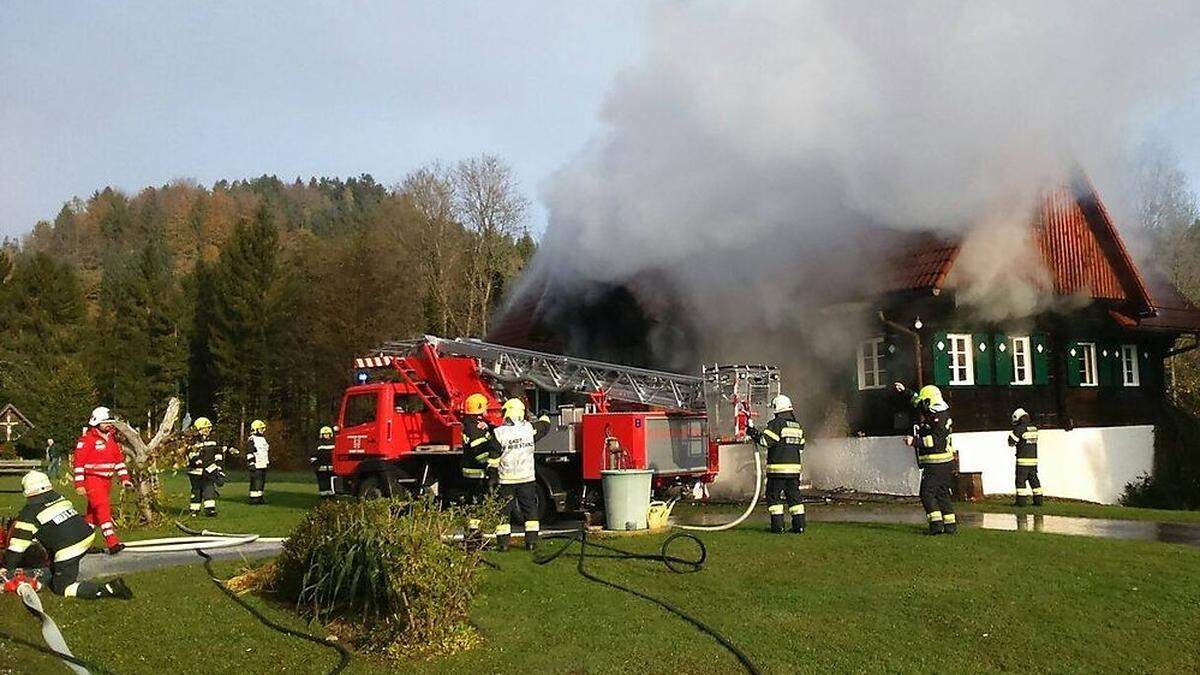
(333, 336, 778, 518)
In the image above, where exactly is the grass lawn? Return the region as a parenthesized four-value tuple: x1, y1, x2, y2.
(0, 470, 322, 540)
(1, 520, 1197, 674)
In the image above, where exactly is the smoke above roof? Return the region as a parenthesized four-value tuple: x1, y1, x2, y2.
(505, 2, 1200, 401)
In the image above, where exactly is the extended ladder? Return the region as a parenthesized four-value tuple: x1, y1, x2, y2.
(376, 336, 708, 411)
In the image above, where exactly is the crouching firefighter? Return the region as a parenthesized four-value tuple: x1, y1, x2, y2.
(187, 417, 224, 517)
(896, 383, 957, 535)
(246, 419, 270, 505)
(310, 426, 336, 498)
(1008, 408, 1043, 506)
(2, 471, 132, 599)
(746, 394, 806, 534)
(492, 399, 551, 552)
(460, 394, 498, 541)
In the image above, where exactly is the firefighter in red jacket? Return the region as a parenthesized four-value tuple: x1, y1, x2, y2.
(72, 406, 132, 554)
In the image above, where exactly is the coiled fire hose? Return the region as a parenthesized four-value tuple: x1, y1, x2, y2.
(535, 527, 761, 675)
(674, 449, 764, 532)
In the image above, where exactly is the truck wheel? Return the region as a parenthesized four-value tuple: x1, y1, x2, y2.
(356, 474, 387, 500)
(537, 481, 554, 524)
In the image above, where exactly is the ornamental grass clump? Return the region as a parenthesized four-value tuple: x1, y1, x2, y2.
(274, 497, 491, 658)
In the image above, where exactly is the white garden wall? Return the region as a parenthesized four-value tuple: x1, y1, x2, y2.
(709, 425, 1154, 505)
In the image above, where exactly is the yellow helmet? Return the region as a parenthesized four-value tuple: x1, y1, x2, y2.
(319, 426, 334, 438)
(251, 419, 267, 433)
(917, 385, 947, 412)
(193, 417, 213, 432)
(464, 393, 489, 415)
(501, 398, 526, 422)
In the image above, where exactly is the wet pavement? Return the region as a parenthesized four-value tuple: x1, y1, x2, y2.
(674, 504, 1200, 547)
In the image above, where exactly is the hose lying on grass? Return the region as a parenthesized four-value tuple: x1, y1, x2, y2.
(534, 527, 761, 675)
(0, 583, 112, 675)
(120, 535, 261, 553)
(195, 549, 351, 675)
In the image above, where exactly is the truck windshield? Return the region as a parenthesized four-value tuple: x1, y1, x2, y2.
(344, 392, 377, 427)
(394, 394, 427, 413)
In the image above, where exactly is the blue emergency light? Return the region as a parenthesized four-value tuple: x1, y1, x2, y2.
(357, 371, 369, 384)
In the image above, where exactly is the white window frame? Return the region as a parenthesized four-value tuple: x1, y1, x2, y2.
(1120, 344, 1140, 386)
(1010, 336, 1033, 386)
(1077, 342, 1098, 387)
(947, 333, 974, 385)
(857, 337, 887, 390)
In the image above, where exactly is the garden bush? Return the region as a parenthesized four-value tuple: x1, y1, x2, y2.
(273, 496, 496, 659)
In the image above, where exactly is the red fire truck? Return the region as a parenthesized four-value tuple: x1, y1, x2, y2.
(333, 336, 778, 518)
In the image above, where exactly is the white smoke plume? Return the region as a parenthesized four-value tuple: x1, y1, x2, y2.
(519, 2, 1200, 411)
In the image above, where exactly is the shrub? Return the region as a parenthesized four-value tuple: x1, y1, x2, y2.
(1120, 405, 1200, 510)
(273, 497, 492, 659)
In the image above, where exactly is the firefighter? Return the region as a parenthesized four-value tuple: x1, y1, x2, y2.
(746, 393, 806, 534)
(310, 426, 336, 498)
(491, 398, 551, 552)
(72, 406, 132, 554)
(246, 419, 270, 505)
(460, 393, 498, 539)
(895, 383, 957, 535)
(2, 471, 132, 599)
(1008, 408, 1043, 507)
(186, 417, 224, 517)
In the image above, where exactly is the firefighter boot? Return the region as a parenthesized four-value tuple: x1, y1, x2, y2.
(942, 513, 958, 535)
(1032, 488, 1044, 507)
(495, 525, 511, 552)
(524, 530, 539, 552)
(770, 515, 786, 534)
(789, 504, 806, 533)
(1015, 488, 1030, 507)
(98, 578, 134, 600)
(927, 512, 944, 535)
(205, 507, 217, 518)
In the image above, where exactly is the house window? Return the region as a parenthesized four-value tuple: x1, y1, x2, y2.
(1011, 336, 1032, 385)
(1077, 342, 1098, 387)
(1121, 344, 1140, 386)
(857, 337, 887, 390)
(947, 334, 974, 385)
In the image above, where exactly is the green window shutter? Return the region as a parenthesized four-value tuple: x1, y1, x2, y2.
(1098, 343, 1114, 387)
(973, 334, 993, 385)
(1137, 345, 1153, 389)
(931, 332, 950, 386)
(1065, 340, 1082, 387)
(994, 333, 1013, 385)
(1032, 333, 1050, 385)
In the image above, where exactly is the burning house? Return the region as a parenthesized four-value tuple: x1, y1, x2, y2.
(490, 176, 1200, 504)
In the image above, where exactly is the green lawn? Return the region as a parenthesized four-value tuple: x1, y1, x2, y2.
(0, 470, 322, 540)
(1, 520, 1197, 674)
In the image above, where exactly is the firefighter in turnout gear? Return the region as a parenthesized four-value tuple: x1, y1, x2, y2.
(746, 394, 806, 534)
(2, 471, 132, 599)
(186, 417, 224, 516)
(1008, 408, 1043, 506)
(310, 426, 336, 498)
(246, 420, 270, 505)
(492, 398, 551, 552)
(896, 383, 958, 535)
(460, 394, 498, 539)
(72, 406, 132, 554)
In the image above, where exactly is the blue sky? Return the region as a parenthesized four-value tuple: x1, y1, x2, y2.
(0, 2, 649, 237)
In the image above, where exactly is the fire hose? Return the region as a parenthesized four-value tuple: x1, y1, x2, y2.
(674, 449, 764, 532)
(0, 583, 113, 675)
(535, 527, 760, 675)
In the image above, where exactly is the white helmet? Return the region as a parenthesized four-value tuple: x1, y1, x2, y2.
(1011, 408, 1028, 424)
(771, 394, 793, 414)
(22, 471, 52, 497)
(89, 406, 115, 427)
